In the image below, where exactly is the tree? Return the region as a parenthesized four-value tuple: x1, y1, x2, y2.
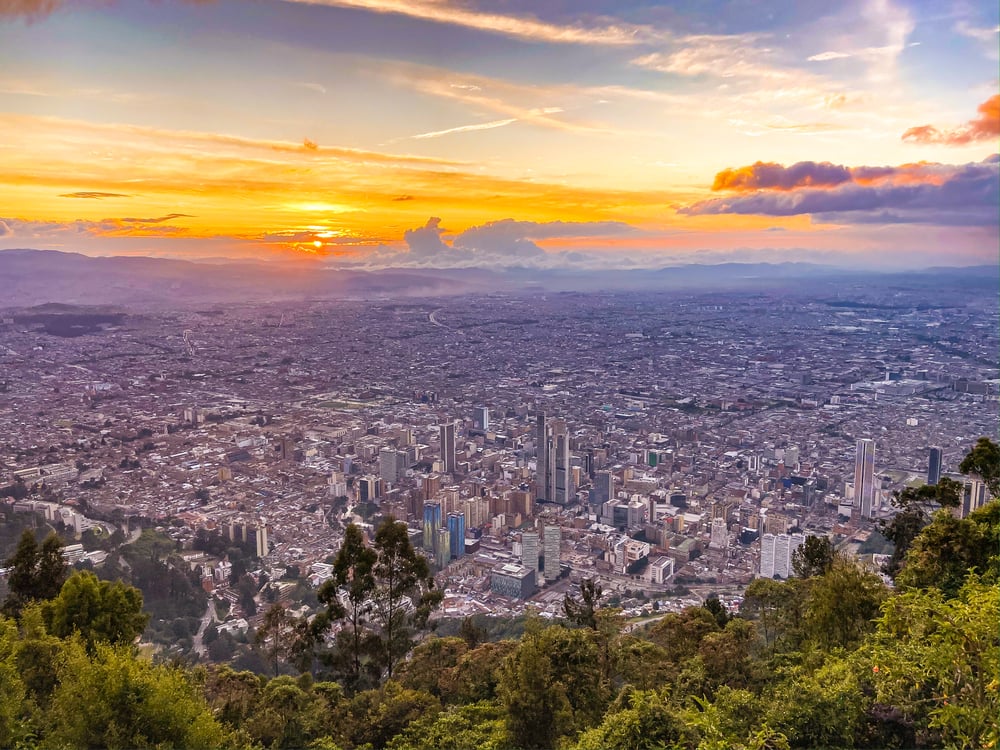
(46, 640, 227, 749)
(879, 478, 963, 580)
(573, 689, 689, 750)
(256, 603, 299, 675)
(0, 617, 28, 748)
(895, 501, 998, 597)
(369, 518, 442, 679)
(318, 523, 376, 687)
(741, 577, 807, 651)
(802, 557, 886, 650)
(790, 535, 835, 579)
(1, 530, 66, 619)
(44, 570, 149, 650)
(702, 595, 730, 627)
(563, 577, 603, 629)
(867, 578, 999, 749)
(959, 436, 1000, 498)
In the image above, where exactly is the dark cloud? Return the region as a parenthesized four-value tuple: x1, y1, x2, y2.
(683, 158, 998, 226)
(303, 137, 319, 150)
(903, 95, 1000, 146)
(59, 191, 132, 199)
(403, 217, 450, 258)
(712, 161, 853, 191)
(392, 195, 415, 201)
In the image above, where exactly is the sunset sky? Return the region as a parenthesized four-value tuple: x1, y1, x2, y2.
(0, 0, 997, 269)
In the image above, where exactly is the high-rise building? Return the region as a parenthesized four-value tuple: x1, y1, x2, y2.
(536, 413, 549, 501)
(521, 530, 540, 573)
(548, 419, 573, 505)
(254, 520, 269, 558)
(594, 470, 614, 507)
(854, 439, 876, 519)
(435, 527, 451, 568)
(710, 517, 728, 549)
(543, 525, 561, 580)
(927, 447, 943, 485)
(379, 447, 399, 484)
(423, 502, 441, 551)
(439, 421, 456, 475)
(961, 480, 988, 518)
(760, 532, 806, 578)
(447, 511, 465, 559)
(473, 406, 489, 432)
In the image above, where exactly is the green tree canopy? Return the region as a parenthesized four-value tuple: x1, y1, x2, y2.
(43, 570, 149, 650)
(2, 530, 66, 620)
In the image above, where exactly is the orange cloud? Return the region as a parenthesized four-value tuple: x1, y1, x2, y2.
(902, 95, 1000, 146)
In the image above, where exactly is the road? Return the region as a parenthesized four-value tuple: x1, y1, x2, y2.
(191, 600, 217, 658)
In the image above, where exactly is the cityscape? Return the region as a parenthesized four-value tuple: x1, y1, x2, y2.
(2, 270, 996, 633)
(0, 0, 997, 747)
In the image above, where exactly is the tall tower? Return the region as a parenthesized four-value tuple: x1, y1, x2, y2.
(536, 413, 550, 501)
(473, 406, 489, 432)
(854, 438, 876, 519)
(521, 530, 540, 573)
(439, 421, 456, 475)
(447, 511, 465, 559)
(594, 470, 614, 507)
(423, 501, 441, 551)
(927, 447, 942, 485)
(548, 419, 572, 505)
(543, 525, 561, 580)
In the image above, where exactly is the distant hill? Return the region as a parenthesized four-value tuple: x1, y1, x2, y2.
(0, 248, 995, 308)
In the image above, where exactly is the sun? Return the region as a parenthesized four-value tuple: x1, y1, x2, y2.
(313, 240, 322, 248)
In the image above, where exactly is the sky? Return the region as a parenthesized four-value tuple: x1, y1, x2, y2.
(0, 0, 997, 270)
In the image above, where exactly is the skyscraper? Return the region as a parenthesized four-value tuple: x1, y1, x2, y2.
(543, 525, 561, 580)
(473, 406, 489, 432)
(521, 530, 540, 573)
(536, 413, 549, 501)
(854, 438, 876, 518)
(439, 421, 456, 475)
(548, 419, 573, 505)
(447, 511, 465, 559)
(593, 470, 614, 507)
(423, 501, 441, 551)
(928, 447, 943, 485)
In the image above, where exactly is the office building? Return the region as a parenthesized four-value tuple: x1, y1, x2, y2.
(710, 517, 728, 549)
(760, 532, 806, 578)
(439, 421, 456, 475)
(490, 563, 536, 599)
(422, 502, 441, 551)
(536, 413, 550, 501)
(435, 527, 451, 568)
(543, 525, 561, 580)
(521, 530, 540, 573)
(379, 447, 399, 484)
(254, 520, 269, 558)
(447, 511, 465, 559)
(594, 470, 614, 507)
(854, 439, 876, 519)
(473, 406, 489, 432)
(548, 419, 573, 505)
(961, 480, 988, 518)
(928, 447, 942, 486)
